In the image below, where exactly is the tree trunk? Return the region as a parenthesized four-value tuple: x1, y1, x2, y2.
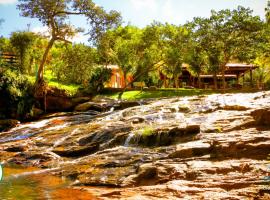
(213, 72, 218, 90)
(198, 73, 201, 89)
(174, 76, 179, 88)
(221, 65, 226, 90)
(36, 38, 55, 84)
(34, 38, 55, 112)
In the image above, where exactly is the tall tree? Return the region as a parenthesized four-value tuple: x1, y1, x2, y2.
(266, 0, 270, 24)
(162, 24, 190, 88)
(17, 0, 121, 95)
(10, 31, 36, 74)
(190, 7, 264, 89)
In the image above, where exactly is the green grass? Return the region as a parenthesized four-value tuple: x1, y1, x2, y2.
(101, 88, 215, 100)
(26, 70, 81, 96)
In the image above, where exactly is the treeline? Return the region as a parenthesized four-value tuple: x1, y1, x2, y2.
(0, 1, 270, 93)
(0, 0, 269, 121)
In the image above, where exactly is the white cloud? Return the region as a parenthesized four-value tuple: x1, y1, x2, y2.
(130, 0, 158, 11)
(71, 32, 88, 44)
(31, 26, 50, 37)
(0, 0, 17, 5)
(162, 0, 174, 21)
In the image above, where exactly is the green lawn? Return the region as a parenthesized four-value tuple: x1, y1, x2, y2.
(101, 88, 215, 100)
(26, 70, 81, 96)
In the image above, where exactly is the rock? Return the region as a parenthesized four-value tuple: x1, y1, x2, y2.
(169, 141, 211, 158)
(53, 143, 99, 157)
(5, 145, 25, 152)
(220, 105, 249, 111)
(71, 97, 91, 104)
(74, 102, 105, 112)
(169, 125, 200, 137)
(119, 101, 140, 109)
(0, 119, 20, 131)
(148, 86, 157, 91)
(251, 108, 270, 126)
(178, 105, 191, 113)
(45, 96, 74, 111)
(32, 108, 44, 118)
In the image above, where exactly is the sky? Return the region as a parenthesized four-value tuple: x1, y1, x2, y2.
(0, 0, 267, 43)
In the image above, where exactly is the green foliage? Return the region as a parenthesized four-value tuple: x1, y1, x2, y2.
(101, 88, 213, 100)
(140, 126, 154, 137)
(189, 6, 265, 89)
(88, 67, 112, 93)
(162, 24, 190, 87)
(17, 0, 122, 83)
(10, 31, 36, 74)
(0, 67, 34, 119)
(266, 1, 270, 24)
(52, 43, 98, 85)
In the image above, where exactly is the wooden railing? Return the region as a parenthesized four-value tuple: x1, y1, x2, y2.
(0, 52, 18, 65)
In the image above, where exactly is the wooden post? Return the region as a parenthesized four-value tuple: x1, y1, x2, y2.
(236, 73, 239, 85)
(250, 68, 253, 87)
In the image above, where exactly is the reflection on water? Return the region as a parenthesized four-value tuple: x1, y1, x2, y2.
(0, 165, 98, 200)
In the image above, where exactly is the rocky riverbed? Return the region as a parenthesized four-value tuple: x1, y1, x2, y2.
(0, 92, 270, 199)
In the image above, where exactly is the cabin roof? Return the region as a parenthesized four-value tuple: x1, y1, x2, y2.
(200, 74, 237, 78)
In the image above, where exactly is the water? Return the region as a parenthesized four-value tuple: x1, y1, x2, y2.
(0, 165, 97, 200)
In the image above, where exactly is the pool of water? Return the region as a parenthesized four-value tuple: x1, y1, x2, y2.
(0, 165, 98, 200)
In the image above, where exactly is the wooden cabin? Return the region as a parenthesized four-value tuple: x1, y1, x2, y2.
(178, 63, 258, 89)
(106, 63, 257, 89)
(106, 65, 133, 88)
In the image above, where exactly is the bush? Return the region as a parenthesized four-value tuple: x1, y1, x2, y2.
(0, 67, 34, 119)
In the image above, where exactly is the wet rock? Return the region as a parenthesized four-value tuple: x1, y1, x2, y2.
(45, 96, 74, 111)
(32, 108, 44, 118)
(251, 108, 270, 126)
(119, 101, 140, 109)
(71, 97, 91, 104)
(169, 141, 211, 158)
(0, 119, 20, 131)
(74, 102, 105, 112)
(53, 143, 99, 157)
(178, 105, 191, 113)
(127, 116, 145, 124)
(5, 145, 25, 152)
(220, 105, 249, 111)
(78, 124, 132, 146)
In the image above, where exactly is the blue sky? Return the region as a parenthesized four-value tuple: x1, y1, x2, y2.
(0, 0, 267, 43)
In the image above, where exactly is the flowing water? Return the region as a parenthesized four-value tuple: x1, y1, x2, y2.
(0, 92, 270, 199)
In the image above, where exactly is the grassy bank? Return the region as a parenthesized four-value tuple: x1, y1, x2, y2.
(100, 88, 215, 100)
(26, 71, 81, 96)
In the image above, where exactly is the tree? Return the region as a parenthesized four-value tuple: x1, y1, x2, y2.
(266, 0, 270, 24)
(190, 7, 264, 89)
(53, 43, 99, 85)
(17, 0, 121, 95)
(110, 26, 141, 87)
(10, 31, 36, 74)
(162, 24, 190, 88)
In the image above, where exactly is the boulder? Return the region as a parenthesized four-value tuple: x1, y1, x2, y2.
(0, 119, 20, 131)
(119, 101, 140, 109)
(71, 97, 91, 104)
(53, 143, 99, 157)
(74, 102, 105, 112)
(44, 96, 74, 111)
(251, 108, 270, 126)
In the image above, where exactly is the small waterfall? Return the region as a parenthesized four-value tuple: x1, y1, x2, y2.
(53, 128, 79, 147)
(7, 167, 60, 180)
(124, 133, 135, 147)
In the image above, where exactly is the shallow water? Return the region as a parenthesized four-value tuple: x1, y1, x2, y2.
(0, 165, 98, 200)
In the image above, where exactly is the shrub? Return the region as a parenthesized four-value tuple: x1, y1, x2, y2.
(0, 67, 34, 119)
